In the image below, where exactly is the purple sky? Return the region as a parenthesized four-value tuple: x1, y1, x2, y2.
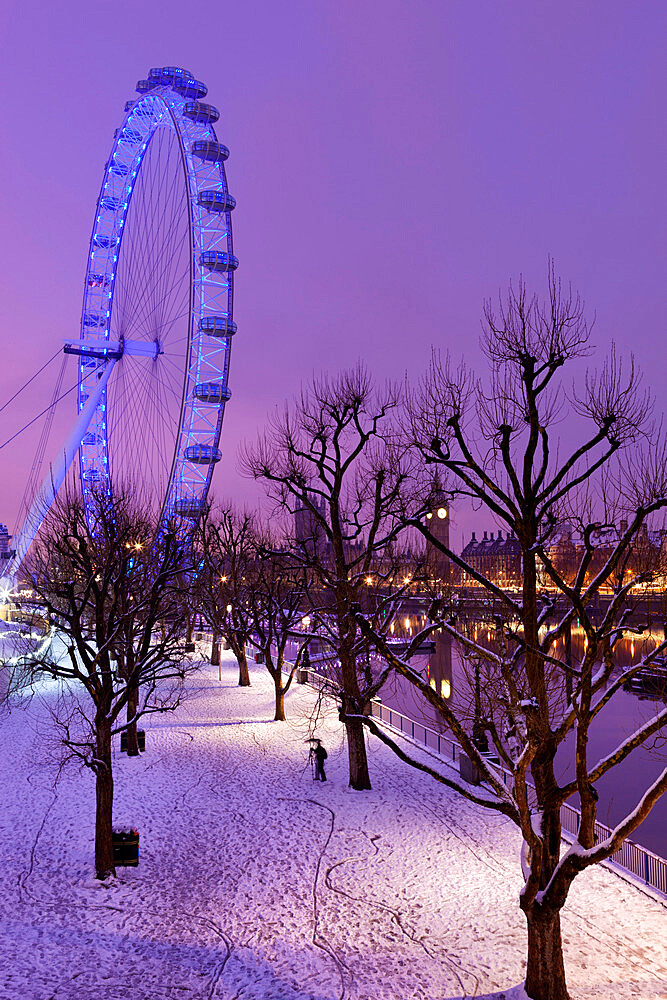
(0, 1, 665, 550)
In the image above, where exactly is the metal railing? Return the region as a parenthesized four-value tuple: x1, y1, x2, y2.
(296, 663, 666, 899)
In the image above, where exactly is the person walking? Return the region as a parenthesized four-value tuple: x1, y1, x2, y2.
(310, 739, 328, 781)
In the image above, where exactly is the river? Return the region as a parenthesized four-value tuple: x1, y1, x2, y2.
(376, 619, 666, 857)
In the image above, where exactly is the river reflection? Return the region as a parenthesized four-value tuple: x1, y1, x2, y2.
(378, 624, 666, 857)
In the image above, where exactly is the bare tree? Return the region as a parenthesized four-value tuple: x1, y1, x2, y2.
(196, 504, 255, 686)
(15, 486, 197, 879)
(352, 267, 667, 1000)
(107, 514, 194, 757)
(242, 365, 428, 789)
(243, 535, 312, 721)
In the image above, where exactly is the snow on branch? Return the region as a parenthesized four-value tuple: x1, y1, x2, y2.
(348, 713, 519, 820)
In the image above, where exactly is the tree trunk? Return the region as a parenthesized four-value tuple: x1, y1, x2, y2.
(273, 673, 285, 721)
(94, 718, 115, 880)
(125, 681, 139, 756)
(238, 647, 250, 687)
(339, 639, 372, 789)
(524, 904, 569, 1000)
(345, 715, 371, 790)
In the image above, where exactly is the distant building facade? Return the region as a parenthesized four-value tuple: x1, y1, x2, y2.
(460, 529, 522, 588)
(540, 521, 666, 588)
(0, 524, 14, 563)
(294, 493, 326, 562)
(459, 521, 666, 590)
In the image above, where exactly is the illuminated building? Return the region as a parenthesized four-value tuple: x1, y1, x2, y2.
(460, 529, 521, 588)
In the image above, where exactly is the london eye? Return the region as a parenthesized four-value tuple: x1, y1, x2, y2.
(73, 65, 237, 523)
(2, 66, 237, 588)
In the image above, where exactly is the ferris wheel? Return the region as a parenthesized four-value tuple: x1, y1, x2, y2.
(69, 65, 237, 524)
(1, 67, 237, 591)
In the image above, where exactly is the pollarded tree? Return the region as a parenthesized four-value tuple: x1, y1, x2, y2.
(242, 365, 429, 789)
(107, 511, 193, 757)
(352, 267, 667, 1000)
(243, 535, 312, 721)
(196, 504, 255, 686)
(16, 486, 197, 879)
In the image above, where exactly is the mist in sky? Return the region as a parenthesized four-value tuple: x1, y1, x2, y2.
(0, 1, 664, 549)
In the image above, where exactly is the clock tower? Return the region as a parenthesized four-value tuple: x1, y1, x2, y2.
(425, 484, 450, 583)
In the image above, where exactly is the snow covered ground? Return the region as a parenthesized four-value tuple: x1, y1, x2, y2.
(0, 653, 664, 1000)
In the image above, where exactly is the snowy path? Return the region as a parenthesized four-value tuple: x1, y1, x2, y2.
(0, 655, 665, 1000)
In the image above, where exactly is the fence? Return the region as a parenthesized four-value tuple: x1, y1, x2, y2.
(296, 662, 667, 899)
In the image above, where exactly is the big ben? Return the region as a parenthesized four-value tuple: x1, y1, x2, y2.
(425, 489, 450, 583)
